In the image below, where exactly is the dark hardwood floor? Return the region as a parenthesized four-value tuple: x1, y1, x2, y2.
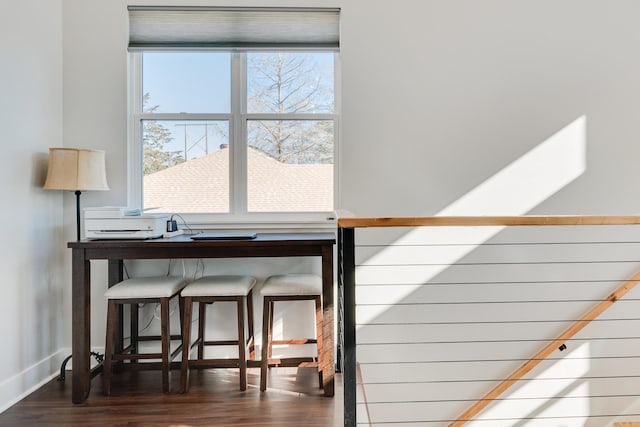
(0, 367, 343, 426)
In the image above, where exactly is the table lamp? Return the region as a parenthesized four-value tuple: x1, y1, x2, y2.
(44, 147, 110, 240)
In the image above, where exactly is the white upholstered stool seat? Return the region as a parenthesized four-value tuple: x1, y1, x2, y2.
(104, 276, 188, 299)
(103, 275, 188, 395)
(260, 273, 323, 392)
(180, 275, 257, 392)
(181, 275, 256, 297)
(260, 273, 322, 296)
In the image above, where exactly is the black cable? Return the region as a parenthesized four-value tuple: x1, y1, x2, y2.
(170, 213, 193, 234)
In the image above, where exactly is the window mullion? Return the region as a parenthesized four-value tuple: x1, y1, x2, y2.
(333, 51, 341, 215)
(230, 52, 247, 214)
(137, 113, 231, 121)
(244, 113, 337, 121)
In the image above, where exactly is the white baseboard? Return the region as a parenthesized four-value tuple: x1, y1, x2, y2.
(0, 349, 69, 414)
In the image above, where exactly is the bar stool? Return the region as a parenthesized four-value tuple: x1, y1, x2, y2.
(102, 275, 188, 395)
(180, 275, 256, 392)
(260, 273, 323, 392)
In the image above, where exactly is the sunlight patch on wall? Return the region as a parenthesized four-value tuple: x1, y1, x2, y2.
(356, 116, 587, 323)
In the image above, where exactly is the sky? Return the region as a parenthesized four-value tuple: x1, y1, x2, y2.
(142, 52, 230, 158)
(141, 51, 334, 160)
(143, 52, 231, 114)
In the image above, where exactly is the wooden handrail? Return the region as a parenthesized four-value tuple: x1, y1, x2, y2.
(448, 269, 640, 426)
(337, 215, 640, 228)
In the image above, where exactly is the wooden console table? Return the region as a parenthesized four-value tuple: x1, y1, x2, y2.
(68, 232, 336, 403)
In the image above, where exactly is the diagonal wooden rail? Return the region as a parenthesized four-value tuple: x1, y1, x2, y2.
(337, 214, 640, 427)
(449, 269, 640, 427)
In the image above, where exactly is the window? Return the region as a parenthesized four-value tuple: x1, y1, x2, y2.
(127, 7, 339, 223)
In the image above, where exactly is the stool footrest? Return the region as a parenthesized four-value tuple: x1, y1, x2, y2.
(114, 353, 162, 361)
(188, 359, 241, 368)
(271, 339, 317, 345)
(137, 334, 182, 342)
(247, 359, 317, 368)
(111, 344, 182, 362)
(203, 340, 240, 346)
(114, 361, 182, 372)
(119, 344, 135, 354)
(170, 344, 183, 360)
(267, 357, 318, 367)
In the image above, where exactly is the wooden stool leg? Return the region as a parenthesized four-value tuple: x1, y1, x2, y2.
(178, 295, 185, 337)
(160, 297, 171, 393)
(247, 289, 255, 360)
(315, 295, 323, 389)
(237, 297, 247, 391)
(268, 300, 275, 359)
(260, 297, 271, 391)
(130, 302, 139, 362)
(180, 296, 193, 393)
(197, 302, 206, 360)
(103, 300, 118, 395)
(115, 304, 124, 354)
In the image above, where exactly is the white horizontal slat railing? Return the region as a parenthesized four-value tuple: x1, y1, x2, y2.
(338, 216, 640, 427)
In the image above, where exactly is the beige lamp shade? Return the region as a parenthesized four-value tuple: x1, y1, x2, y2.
(44, 148, 109, 191)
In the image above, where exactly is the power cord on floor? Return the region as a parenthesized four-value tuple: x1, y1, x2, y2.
(57, 352, 104, 382)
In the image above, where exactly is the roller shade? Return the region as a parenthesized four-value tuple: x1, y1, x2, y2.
(128, 6, 340, 50)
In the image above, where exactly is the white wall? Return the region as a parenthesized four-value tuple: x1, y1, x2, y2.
(61, 0, 130, 357)
(0, 0, 67, 412)
(6, 0, 640, 421)
(340, 0, 640, 217)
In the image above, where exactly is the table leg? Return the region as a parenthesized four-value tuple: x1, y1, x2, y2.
(321, 245, 335, 397)
(71, 249, 91, 403)
(108, 260, 124, 352)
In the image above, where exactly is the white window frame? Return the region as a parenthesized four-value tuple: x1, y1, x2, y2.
(127, 50, 340, 230)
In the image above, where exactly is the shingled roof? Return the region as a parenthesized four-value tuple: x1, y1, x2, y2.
(143, 146, 332, 213)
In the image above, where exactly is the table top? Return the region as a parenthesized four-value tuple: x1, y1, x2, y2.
(68, 232, 336, 249)
(68, 233, 336, 261)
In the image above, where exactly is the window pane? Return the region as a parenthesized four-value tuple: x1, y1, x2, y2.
(142, 120, 229, 213)
(247, 52, 334, 114)
(247, 120, 333, 212)
(142, 52, 230, 113)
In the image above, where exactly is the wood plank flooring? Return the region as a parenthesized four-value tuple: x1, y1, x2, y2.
(0, 367, 343, 426)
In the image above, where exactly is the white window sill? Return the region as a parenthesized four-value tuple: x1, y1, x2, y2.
(167, 212, 338, 233)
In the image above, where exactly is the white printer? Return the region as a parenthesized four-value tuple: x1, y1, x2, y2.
(84, 206, 169, 239)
